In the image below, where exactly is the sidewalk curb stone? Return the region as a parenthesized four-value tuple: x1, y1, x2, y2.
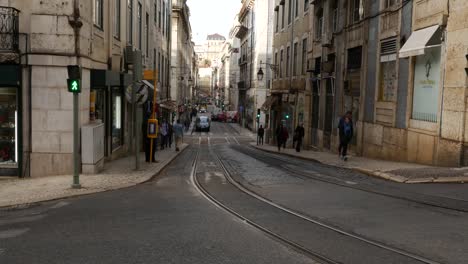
(250, 144, 467, 184)
(0, 145, 188, 210)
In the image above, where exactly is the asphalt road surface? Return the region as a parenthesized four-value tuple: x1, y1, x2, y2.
(0, 121, 466, 263)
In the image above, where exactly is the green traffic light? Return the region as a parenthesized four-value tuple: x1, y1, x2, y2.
(285, 114, 290, 119)
(67, 79, 81, 93)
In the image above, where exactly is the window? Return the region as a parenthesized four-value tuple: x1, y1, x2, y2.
(412, 47, 441, 123)
(0, 88, 17, 164)
(293, 42, 298, 76)
(315, 9, 323, 40)
(286, 46, 290, 77)
(280, 49, 284, 78)
(351, 0, 363, 23)
(295, 0, 299, 17)
(158, 0, 162, 29)
(331, 0, 338, 32)
(302, 38, 307, 74)
(384, 0, 399, 9)
(288, 0, 292, 24)
(127, 0, 133, 44)
(154, 0, 158, 24)
(114, 0, 121, 38)
(304, 0, 309, 12)
(153, 49, 156, 72)
(379, 38, 397, 102)
(274, 52, 278, 79)
(145, 13, 149, 56)
(162, 1, 166, 35)
(281, 4, 285, 29)
(275, 8, 279, 32)
(93, 0, 103, 29)
(158, 51, 161, 80)
(138, 3, 142, 50)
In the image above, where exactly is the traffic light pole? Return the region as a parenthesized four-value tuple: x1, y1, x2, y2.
(71, 92, 81, 188)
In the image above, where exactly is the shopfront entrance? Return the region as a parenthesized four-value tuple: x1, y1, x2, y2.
(0, 65, 21, 176)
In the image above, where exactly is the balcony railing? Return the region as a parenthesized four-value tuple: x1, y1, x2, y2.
(0, 6, 19, 53)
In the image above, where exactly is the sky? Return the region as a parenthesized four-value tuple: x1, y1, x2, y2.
(187, 0, 241, 45)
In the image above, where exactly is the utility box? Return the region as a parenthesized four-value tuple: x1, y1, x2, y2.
(81, 122, 105, 174)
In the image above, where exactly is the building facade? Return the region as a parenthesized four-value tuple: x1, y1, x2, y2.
(233, 0, 275, 131)
(269, 0, 311, 143)
(0, 0, 174, 177)
(171, 0, 193, 119)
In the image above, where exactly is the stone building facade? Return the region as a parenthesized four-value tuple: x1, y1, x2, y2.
(171, 0, 193, 118)
(269, 0, 311, 144)
(233, 0, 275, 131)
(0, 0, 174, 177)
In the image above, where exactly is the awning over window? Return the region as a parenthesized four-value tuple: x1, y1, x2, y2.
(399, 25, 442, 58)
(261, 96, 278, 111)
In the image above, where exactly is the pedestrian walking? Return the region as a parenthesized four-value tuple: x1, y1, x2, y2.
(160, 119, 168, 150)
(338, 111, 353, 161)
(142, 121, 157, 163)
(173, 119, 184, 151)
(257, 125, 265, 145)
(276, 124, 284, 151)
(281, 125, 289, 149)
(294, 123, 305, 152)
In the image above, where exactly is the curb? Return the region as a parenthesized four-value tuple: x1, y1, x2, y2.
(0, 145, 188, 211)
(250, 144, 467, 184)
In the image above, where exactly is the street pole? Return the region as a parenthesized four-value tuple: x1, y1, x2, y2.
(133, 50, 142, 170)
(72, 92, 81, 188)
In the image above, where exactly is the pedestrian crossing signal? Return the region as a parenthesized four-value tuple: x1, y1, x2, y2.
(67, 79, 81, 93)
(285, 114, 290, 119)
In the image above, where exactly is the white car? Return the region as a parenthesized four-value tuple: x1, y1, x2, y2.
(196, 116, 210, 132)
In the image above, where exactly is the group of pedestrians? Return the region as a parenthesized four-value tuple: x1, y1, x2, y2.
(144, 119, 185, 163)
(257, 111, 354, 161)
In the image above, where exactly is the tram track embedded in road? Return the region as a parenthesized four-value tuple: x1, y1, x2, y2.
(191, 146, 441, 264)
(233, 145, 468, 213)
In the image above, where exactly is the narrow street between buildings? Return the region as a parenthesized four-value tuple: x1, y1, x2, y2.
(1, 122, 467, 264)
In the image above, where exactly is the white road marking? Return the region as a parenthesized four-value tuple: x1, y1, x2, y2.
(50, 201, 70, 209)
(0, 248, 5, 255)
(345, 181, 358, 185)
(225, 137, 231, 144)
(207, 137, 211, 146)
(198, 137, 201, 145)
(0, 228, 30, 239)
(232, 137, 240, 145)
(0, 215, 46, 226)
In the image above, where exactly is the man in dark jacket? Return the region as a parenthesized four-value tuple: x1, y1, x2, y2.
(338, 111, 353, 161)
(294, 123, 305, 152)
(275, 124, 284, 151)
(257, 125, 265, 145)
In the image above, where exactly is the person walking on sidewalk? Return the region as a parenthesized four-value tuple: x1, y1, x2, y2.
(160, 119, 168, 150)
(294, 123, 305, 152)
(257, 125, 265, 145)
(173, 119, 184, 151)
(338, 111, 353, 161)
(275, 124, 284, 151)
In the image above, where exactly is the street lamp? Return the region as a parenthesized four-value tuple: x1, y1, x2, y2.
(257, 67, 264, 81)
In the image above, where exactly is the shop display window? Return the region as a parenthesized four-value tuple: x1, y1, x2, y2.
(0, 88, 17, 164)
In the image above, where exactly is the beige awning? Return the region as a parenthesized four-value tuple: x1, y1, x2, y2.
(399, 25, 442, 58)
(261, 96, 278, 111)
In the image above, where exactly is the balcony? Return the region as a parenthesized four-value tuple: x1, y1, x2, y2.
(0, 6, 19, 53)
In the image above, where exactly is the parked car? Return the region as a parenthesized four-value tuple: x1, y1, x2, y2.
(226, 111, 239, 123)
(217, 112, 226, 122)
(196, 116, 211, 132)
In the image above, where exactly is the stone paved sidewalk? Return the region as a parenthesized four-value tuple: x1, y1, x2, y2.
(251, 143, 468, 184)
(0, 144, 188, 208)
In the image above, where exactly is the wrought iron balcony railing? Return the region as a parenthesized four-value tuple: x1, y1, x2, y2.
(0, 6, 19, 53)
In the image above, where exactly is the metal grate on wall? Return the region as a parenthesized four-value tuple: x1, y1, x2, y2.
(380, 37, 397, 55)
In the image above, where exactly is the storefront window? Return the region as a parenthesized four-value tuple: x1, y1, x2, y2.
(112, 90, 123, 150)
(0, 88, 17, 164)
(412, 47, 441, 123)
